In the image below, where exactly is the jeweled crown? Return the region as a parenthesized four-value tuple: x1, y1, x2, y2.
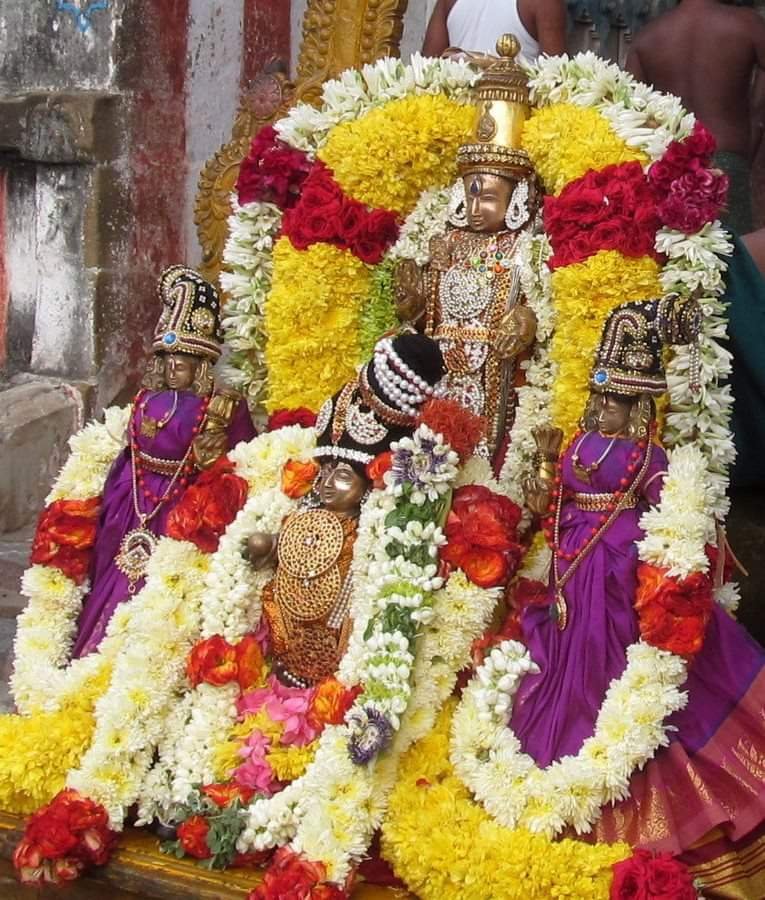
(152, 265, 223, 362)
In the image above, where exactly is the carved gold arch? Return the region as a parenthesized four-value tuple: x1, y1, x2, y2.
(194, 0, 409, 285)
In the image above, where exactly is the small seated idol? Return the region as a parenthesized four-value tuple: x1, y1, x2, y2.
(247, 332, 445, 687)
(516, 298, 765, 863)
(393, 35, 539, 465)
(70, 265, 255, 656)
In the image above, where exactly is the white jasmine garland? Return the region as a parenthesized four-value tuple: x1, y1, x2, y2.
(387, 184, 453, 266)
(12, 407, 129, 714)
(451, 639, 688, 839)
(219, 200, 281, 417)
(498, 231, 556, 507)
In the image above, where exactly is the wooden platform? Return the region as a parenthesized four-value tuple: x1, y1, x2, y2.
(0, 813, 406, 899)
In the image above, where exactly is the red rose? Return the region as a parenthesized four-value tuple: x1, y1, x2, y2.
(177, 815, 212, 860)
(236, 125, 312, 209)
(350, 208, 400, 265)
(610, 849, 697, 900)
(249, 847, 337, 900)
(267, 407, 317, 431)
(684, 121, 716, 160)
(440, 485, 523, 588)
(167, 456, 249, 554)
(366, 451, 393, 489)
(187, 635, 239, 687)
(14, 790, 116, 886)
(30, 497, 101, 584)
(338, 201, 367, 241)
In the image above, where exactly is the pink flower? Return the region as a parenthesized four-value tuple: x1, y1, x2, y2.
(237, 676, 320, 747)
(234, 730, 280, 795)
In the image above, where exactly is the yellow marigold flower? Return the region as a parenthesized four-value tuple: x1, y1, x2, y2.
(265, 239, 370, 412)
(381, 701, 630, 899)
(550, 251, 662, 440)
(522, 104, 649, 195)
(318, 94, 473, 215)
(265, 740, 318, 783)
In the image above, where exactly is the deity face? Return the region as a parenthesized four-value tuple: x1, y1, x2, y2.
(164, 353, 199, 391)
(463, 173, 514, 233)
(593, 392, 633, 436)
(317, 461, 368, 516)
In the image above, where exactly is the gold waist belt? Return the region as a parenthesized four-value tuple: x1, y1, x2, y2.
(434, 324, 491, 343)
(572, 491, 638, 512)
(135, 449, 190, 476)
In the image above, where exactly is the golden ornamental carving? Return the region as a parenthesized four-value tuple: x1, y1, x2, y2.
(194, 0, 409, 286)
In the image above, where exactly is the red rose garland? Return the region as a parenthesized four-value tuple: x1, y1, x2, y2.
(281, 162, 399, 265)
(544, 161, 661, 270)
(610, 848, 698, 899)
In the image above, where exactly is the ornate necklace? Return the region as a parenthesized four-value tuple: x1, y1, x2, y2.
(570, 430, 616, 485)
(139, 390, 179, 438)
(115, 391, 209, 592)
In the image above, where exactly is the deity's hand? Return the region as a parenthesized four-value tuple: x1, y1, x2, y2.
(393, 259, 426, 325)
(192, 430, 228, 469)
(246, 532, 278, 571)
(523, 475, 553, 518)
(494, 305, 538, 360)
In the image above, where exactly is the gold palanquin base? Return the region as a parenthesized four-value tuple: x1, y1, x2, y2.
(0, 813, 407, 899)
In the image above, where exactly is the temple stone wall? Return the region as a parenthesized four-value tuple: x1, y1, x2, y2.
(0, 0, 289, 531)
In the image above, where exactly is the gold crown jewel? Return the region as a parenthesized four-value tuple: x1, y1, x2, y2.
(458, 34, 533, 180)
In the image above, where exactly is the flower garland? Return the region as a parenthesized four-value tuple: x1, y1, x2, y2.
(497, 229, 555, 507)
(136, 426, 314, 824)
(222, 56, 479, 411)
(382, 701, 631, 900)
(450, 640, 688, 839)
(66, 538, 210, 827)
(264, 239, 371, 413)
(219, 200, 282, 414)
(11, 406, 129, 715)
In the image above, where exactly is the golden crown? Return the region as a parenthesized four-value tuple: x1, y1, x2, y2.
(457, 34, 533, 179)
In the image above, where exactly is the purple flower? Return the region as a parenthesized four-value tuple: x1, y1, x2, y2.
(347, 707, 393, 765)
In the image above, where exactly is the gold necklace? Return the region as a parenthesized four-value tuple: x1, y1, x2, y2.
(139, 390, 179, 438)
(115, 396, 207, 592)
(570, 431, 616, 485)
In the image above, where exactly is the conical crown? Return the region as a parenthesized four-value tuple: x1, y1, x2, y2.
(457, 34, 533, 180)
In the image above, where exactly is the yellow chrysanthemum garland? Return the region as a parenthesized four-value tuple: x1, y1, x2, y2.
(522, 103, 649, 196)
(264, 239, 370, 412)
(318, 93, 473, 216)
(382, 702, 630, 899)
(549, 251, 663, 440)
(0, 665, 111, 814)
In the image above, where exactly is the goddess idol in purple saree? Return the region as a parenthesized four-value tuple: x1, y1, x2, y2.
(517, 298, 765, 894)
(71, 266, 255, 657)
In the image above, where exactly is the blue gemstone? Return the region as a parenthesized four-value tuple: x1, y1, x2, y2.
(594, 370, 608, 384)
(163, 332, 177, 346)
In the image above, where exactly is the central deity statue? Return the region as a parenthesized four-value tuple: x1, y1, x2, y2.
(395, 35, 539, 466)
